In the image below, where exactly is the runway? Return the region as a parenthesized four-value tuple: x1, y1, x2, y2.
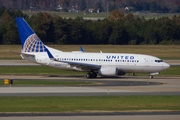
(0, 75, 180, 96)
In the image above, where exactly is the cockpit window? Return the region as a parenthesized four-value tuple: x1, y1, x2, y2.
(155, 60, 163, 63)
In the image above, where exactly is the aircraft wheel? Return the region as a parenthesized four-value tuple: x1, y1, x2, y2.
(150, 76, 153, 79)
(91, 72, 97, 78)
(86, 73, 91, 78)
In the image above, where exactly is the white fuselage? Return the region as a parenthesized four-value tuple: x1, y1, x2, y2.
(16, 18, 170, 78)
(21, 48, 170, 74)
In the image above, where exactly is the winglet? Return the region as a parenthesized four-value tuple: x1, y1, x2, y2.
(80, 46, 85, 52)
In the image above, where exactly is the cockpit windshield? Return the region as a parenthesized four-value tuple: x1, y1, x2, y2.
(155, 60, 163, 63)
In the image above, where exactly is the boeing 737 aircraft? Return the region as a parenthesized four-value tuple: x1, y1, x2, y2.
(16, 18, 170, 78)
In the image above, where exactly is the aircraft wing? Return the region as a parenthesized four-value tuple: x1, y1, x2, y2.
(57, 60, 101, 71)
(46, 46, 100, 70)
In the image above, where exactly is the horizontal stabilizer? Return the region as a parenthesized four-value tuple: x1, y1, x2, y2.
(20, 52, 35, 57)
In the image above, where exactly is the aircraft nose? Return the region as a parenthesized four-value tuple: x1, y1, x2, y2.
(163, 63, 170, 69)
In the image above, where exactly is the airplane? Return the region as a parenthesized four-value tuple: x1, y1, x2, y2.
(16, 17, 170, 79)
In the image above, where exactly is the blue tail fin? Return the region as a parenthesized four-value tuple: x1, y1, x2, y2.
(16, 18, 46, 52)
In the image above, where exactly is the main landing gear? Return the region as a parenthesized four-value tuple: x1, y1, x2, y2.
(86, 71, 97, 78)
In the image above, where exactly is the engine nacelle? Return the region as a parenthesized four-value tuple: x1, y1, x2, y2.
(98, 66, 118, 76)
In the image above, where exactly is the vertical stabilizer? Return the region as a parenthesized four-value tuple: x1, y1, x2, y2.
(16, 18, 46, 53)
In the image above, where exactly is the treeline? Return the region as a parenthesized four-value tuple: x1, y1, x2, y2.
(0, 0, 180, 13)
(0, 7, 180, 45)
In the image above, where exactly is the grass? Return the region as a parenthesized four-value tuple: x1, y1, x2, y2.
(0, 96, 179, 112)
(136, 13, 180, 19)
(0, 45, 21, 60)
(23, 11, 180, 20)
(1, 45, 180, 60)
(23, 11, 109, 19)
(159, 66, 180, 76)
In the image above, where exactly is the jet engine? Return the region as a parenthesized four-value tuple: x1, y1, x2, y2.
(98, 66, 118, 76)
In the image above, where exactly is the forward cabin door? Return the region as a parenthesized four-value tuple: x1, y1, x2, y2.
(144, 58, 149, 67)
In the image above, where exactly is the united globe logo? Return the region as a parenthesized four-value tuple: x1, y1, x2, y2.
(22, 34, 46, 52)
